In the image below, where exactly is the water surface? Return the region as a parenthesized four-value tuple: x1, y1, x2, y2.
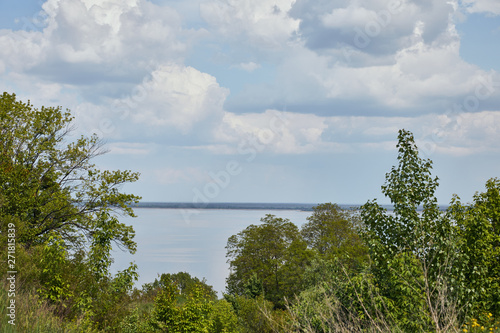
(112, 208, 312, 296)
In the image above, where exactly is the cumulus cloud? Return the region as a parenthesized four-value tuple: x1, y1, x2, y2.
(200, 0, 300, 48)
(209, 108, 500, 157)
(215, 110, 325, 154)
(321, 5, 380, 29)
(419, 110, 500, 156)
(122, 64, 229, 133)
(290, 0, 454, 56)
(2, 0, 500, 161)
(227, 0, 500, 117)
(0, 0, 189, 92)
(0, 0, 229, 138)
(462, 0, 500, 15)
(231, 36, 500, 117)
(320, 39, 486, 107)
(8, 62, 229, 141)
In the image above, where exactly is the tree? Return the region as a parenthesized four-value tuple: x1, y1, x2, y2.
(226, 214, 312, 308)
(301, 203, 368, 269)
(362, 129, 443, 254)
(0, 92, 140, 251)
(0, 92, 141, 329)
(449, 178, 500, 317)
(142, 271, 217, 301)
(151, 276, 239, 332)
(361, 129, 464, 332)
(290, 258, 396, 333)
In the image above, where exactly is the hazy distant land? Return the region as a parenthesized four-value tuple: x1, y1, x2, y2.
(131, 202, 449, 211)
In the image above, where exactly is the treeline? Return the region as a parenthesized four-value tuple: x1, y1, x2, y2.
(132, 202, 316, 211)
(1, 92, 500, 332)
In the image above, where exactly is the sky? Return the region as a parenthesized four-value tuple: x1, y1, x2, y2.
(1, 0, 500, 205)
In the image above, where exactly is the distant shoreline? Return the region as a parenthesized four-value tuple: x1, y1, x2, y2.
(131, 202, 449, 211)
(131, 202, 319, 211)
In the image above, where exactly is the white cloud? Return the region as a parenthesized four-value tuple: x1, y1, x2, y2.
(225, 0, 500, 116)
(211, 109, 500, 157)
(2, 0, 500, 161)
(344, 41, 480, 106)
(217, 110, 332, 154)
(125, 64, 229, 133)
(0, 0, 227, 141)
(80, 0, 141, 33)
(462, 0, 500, 15)
(264, 18, 499, 110)
(291, 0, 454, 56)
(0, 0, 188, 86)
(321, 5, 379, 29)
(200, 0, 300, 48)
(420, 110, 500, 156)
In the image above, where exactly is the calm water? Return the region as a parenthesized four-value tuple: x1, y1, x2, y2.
(111, 208, 312, 296)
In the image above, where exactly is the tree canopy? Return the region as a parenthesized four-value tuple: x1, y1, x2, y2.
(226, 214, 313, 308)
(301, 202, 368, 269)
(0, 92, 140, 252)
(0, 92, 141, 330)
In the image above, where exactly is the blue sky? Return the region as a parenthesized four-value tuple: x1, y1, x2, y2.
(1, 0, 500, 205)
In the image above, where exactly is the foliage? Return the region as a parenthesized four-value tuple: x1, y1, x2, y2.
(462, 313, 500, 332)
(0, 92, 140, 330)
(0, 92, 140, 251)
(151, 277, 239, 332)
(360, 129, 463, 332)
(224, 294, 281, 333)
(288, 130, 481, 332)
(142, 271, 217, 302)
(210, 299, 241, 333)
(37, 234, 74, 310)
(449, 178, 500, 318)
(242, 273, 264, 299)
(119, 305, 156, 333)
(226, 214, 313, 308)
(0, 281, 97, 333)
(289, 257, 401, 332)
(301, 203, 368, 270)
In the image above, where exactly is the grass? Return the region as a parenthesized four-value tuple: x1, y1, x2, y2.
(0, 282, 92, 333)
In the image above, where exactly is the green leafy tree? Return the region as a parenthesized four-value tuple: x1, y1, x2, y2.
(223, 293, 279, 333)
(301, 203, 368, 269)
(361, 129, 464, 332)
(210, 299, 241, 333)
(0, 92, 140, 251)
(142, 271, 217, 302)
(449, 178, 500, 317)
(0, 92, 141, 329)
(243, 273, 264, 299)
(152, 277, 239, 332)
(290, 258, 398, 332)
(226, 214, 313, 308)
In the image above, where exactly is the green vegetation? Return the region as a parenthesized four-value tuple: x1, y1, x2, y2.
(1, 92, 499, 332)
(226, 214, 313, 308)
